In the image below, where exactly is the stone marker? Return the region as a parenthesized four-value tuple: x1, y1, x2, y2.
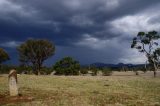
(8, 69, 19, 96)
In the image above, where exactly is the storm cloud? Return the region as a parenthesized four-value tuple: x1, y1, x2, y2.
(0, 0, 160, 65)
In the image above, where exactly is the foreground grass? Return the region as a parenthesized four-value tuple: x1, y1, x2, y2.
(0, 72, 160, 106)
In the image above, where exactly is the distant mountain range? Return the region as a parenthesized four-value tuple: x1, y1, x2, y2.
(87, 62, 145, 68)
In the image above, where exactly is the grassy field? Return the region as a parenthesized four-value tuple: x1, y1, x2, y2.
(0, 72, 160, 106)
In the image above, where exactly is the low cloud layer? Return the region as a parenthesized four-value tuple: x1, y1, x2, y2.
(0, 0, 160, 65)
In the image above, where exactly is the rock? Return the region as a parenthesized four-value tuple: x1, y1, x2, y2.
(8, 69, 19, 96)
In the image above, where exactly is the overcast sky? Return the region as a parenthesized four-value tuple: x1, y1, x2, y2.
(0, 0, 160, 65)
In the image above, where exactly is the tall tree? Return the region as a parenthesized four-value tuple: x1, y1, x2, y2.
(17, 39, 55, 75)
(0, 48, 10, 65)
(131, 31, 160, 77)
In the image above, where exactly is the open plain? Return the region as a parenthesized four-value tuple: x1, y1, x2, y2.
(0, 71, 160, 106)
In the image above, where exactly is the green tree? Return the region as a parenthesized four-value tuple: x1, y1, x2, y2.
(53, 57, 80, 75)
(0, 48, 9, 68)
(17, 39, 55, 75)
(131, 31, 160, 77)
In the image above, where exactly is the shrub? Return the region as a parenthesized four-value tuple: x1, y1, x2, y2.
(134, 71, 139, 75)
(53, 57, 80, 75)
(90, 66, 98, 76)
(91, 70, 98, 76)
(102, 68, 112, 76)
(40, 67, 53, 75)
(80, 68, 88, 75)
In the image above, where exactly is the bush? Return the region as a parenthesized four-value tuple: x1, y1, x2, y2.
(16, 65, 33, 74)
(91, 69, 98, 76)
(80, 68, 88, 75)
(53, 57, 80, 75)
(40, 67, 53, 75)
(134, 71, 139, 75)
(102, 68, 112, 76)
(0, 65, 11, 74)
(90, 66, 98, 76)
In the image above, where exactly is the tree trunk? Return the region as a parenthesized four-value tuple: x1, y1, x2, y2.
(37, 62, 42, 75)
(153, 61, 157, 77)
(154, 71, 156, 77)
(35, 67, 40, 75)
(145, 61, 148, 72)
(37, 69, 40, 75)
(0, 64, 2, 71)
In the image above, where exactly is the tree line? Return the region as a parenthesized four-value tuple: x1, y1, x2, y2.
(0, 31, 160, 77)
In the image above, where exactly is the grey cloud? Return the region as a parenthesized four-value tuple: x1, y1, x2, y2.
(0, 41, 22, 48)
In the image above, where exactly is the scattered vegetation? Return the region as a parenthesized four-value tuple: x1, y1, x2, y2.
(1, 31, 160, 105)
(0, 74, 160, 106)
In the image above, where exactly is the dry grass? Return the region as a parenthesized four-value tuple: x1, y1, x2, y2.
(0, 71, 160, 106)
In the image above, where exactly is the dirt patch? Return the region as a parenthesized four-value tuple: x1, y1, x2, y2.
(0, 94, 4, 98)
(0, 94, 34, 105)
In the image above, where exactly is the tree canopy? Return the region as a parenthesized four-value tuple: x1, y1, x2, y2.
(53, 57, 80, 75)
(0, 48, 10, 64)
(17, 39, 55, 75)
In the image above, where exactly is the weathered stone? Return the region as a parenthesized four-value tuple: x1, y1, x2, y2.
(8, 69, 18, 96)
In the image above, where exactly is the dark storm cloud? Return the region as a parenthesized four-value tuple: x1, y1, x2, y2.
(0, 0, 160, 64)
(1, 0, 160, 42)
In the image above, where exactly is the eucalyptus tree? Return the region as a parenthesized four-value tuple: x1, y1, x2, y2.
(131, 31, 160, 77)
(17, 39, 55, 75)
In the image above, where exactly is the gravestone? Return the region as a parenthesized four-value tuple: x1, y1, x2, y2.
(8, 69, 19, 96)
